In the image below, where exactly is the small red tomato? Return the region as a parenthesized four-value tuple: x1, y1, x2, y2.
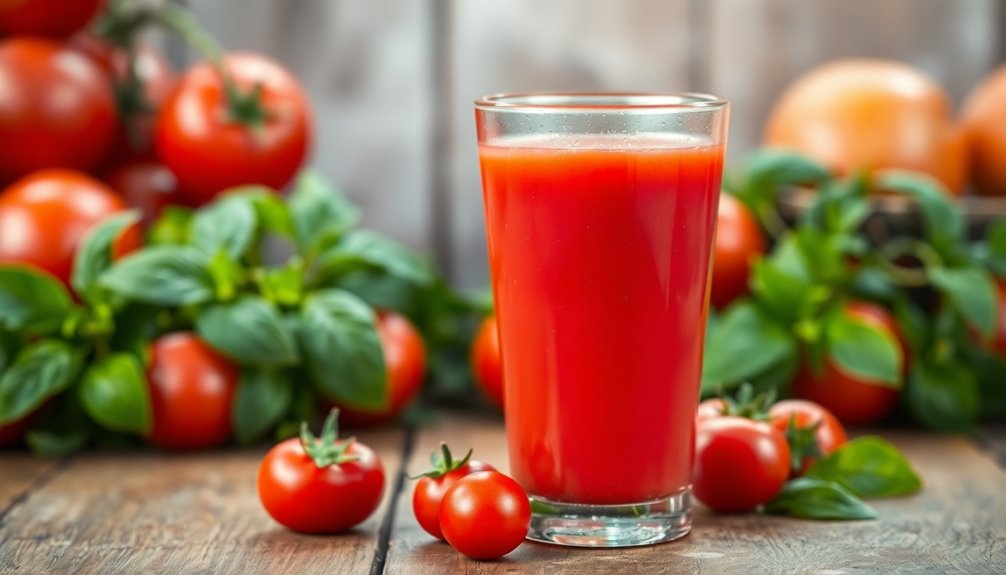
(338, 311, 427, 426)
(146, 332, 239, 450)
(0, 0, 104, 38)
(104, 161, 187, 225)
(696, 398, 727, 424)
(0, 170, 141, 286)
(412, 443, 496, 540)
(440, 471, 530, 560)
(471, 315, 504, 409)
(258, 410, 385, 533)
(693, 416, 791, 513)
(710, 194, 766, 309)
(768, 400, 847, 476)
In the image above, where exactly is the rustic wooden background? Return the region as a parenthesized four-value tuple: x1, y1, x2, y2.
(181, 0, 1006, 288)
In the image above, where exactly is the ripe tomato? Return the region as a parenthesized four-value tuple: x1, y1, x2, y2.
(337, 311, 427, 426)
(764, 59, 966, 194)
(0, 170, 140, 286)
(962, 64, 1006, 196)
(258, 411, 385, 533)
(0, 0, 104, 37)
(471, 315, 504, 409)
(710, 194, 765, 309)
(146, 332, 239, 450)
(696, 398, 727, 424)
(155, 53, 312, 205)
(104, 161, 187, 225)
(792, 302, 903, 425)
(440, 471, 530, 560)
(693, 416, 791, 512)
(412, 444, 496, 540)
(0, 38, 117, 183)
(768, 399, 847, 475)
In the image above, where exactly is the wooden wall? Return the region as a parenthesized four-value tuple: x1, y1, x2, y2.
(186, 0, 1004, 287)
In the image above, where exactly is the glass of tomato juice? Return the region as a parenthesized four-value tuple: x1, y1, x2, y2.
(474, 93, 729, 547)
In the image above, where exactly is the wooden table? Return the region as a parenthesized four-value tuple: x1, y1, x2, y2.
(1, 412, 1005, 574)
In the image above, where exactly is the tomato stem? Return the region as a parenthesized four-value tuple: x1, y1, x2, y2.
(299, 409, 359, 468)
(408, 442, 473, 480)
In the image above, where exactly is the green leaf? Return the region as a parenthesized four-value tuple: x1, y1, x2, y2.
(232, 368, 292, 444)
(195, 296, 299, 367)
(764, 477, 877, 520)
(0, 331, 21, 374)
(99, 246, 214, 306)
(930, 267, 998, 339)
(805, 436, 922, 498)
(25, 428, 89, 457)
(71, 211, 141, 301)
(147, 206, 194, 246)
(318, 230, 433, 287)
(289, 170, 359, 254)
(205, 249, 244, 302)
(0, 340, 81, 424)
(906, 358, 980, 432)
(80, 353, 151, 434)
(257, 260, 304, 307)
(875, 171, 963, 257)
(701, 301, 797, 392)
(0, 267, 74, 333)
(966, 346, 1006, 419)
(241, 188, 294, 236)
(802, 177, 870, 235)
(825, 311, 902, 387)
(335, 270, 422, 315)
(298, 289, 386, 410)
(746, 149, 832, 188)
(191, 195, 257, 259)
(750, 258, 817, 322)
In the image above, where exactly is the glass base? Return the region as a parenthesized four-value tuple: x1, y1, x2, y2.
(526, 487, 692, 548)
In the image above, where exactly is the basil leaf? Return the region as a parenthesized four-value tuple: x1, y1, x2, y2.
(318, 230, 433, 287)
(745, 149, 832, 188)
(195, 296, 299, 367)
(764, 477, 877, 520)
(0, 331, 21, 374)
(25, 428, 90, 457)
(825, 312, 902, 387)
(191, 194, 257, 259)
(238, 187, 294, 236)
(805, 436, 922, 498)
(702, 301, 797, 392)
(967, 345, 1006, 420)
(0, 267, 74, 333)
(289, 170, 359, 254)
(71, 211, 141, 301)
(0, 340, 81, 424)
(79, 353, 152, 435)
(147, 206, 194, 246)
(906, 358, 979, 432)
(335, 270, 422, 315)
(929, 266, 998, 339)
(802, 177, 870, 236)
(874, 171, 963, 257)
(232, 368, 292, 444)
(99, 246, 214, 306)
(298, 289, 386, 410)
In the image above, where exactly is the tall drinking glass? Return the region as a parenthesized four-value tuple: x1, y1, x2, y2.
(475, 93, 729, 547)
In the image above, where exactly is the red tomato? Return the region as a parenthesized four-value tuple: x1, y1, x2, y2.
(792, 302, 903, 425)
(440, 471, 530, 560)
(768, 399, 847, 475)
(0, 170, 141, 286)
(710, 194, 765, 309)
(155, 53, 312, 205)
(104, 162, 187, 225)
(0, 0, 104, 37)
(0, 38, 117, 183)
(258, 411, 385, 533)
(337, 311, 427, 426)
(146, 332, 239, 450)
(693, 416, 791, 512)
(413, 444, 496, 540)
(696, 398, 727, 424)
(471, 315, 504, 409)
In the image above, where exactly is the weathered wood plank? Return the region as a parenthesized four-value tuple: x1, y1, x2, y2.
(0, 429, 405, 575)
(0, 455, 63, 520)
(387, 416, 1006, 574)
(977, 426, 1006, 469)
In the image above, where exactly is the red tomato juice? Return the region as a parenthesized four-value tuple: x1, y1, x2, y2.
(479, 135, 724, 505)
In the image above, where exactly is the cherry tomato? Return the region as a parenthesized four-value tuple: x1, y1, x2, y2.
(146, 332, 239, 450)
(963, 64, 1006, 196)
(412, 444, 496, 540)
(155, 53, 312, 205)
(693, 416, 791, 512)
(258, 410, 385, 533)
(337, 311, 427, 426)
(0, 38, 117, 183)
(104, 161, 187, 225)
(471, 315, 504, 409)
(792, 302, 903, 425)
(710, 194, 765, 309)
(768, 399, 847, 475)
(0, 170, 140, 286)
(0, 0, 104, 37)
(440, 471, 530, 560)
(696, 398, 727, 424)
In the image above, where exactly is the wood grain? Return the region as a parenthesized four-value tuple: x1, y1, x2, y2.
(387, 419, 1006, 574)
(0, 455, 63, 521)
(0, 428, 405, 575)
(977, 426, 1006, 470)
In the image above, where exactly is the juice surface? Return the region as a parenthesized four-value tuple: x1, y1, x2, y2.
(479, 135, 724, 504)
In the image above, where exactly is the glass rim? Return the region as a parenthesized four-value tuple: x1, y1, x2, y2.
(474, 92, 728, 112)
